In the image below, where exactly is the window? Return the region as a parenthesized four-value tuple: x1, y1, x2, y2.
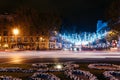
(3, 31, 8, 36)
(10, 37, 14, 42)
(36, 37, 39, 42)
(24, 37, 28, 42)
(30, 37, 34, 42)
(17, 37, 21, 42)
(4, 37, 8, 42)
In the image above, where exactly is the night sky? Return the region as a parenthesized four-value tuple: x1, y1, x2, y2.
(0, 0, 113, 32)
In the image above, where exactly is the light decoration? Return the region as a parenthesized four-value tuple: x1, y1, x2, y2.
(60, 31, 108, 46)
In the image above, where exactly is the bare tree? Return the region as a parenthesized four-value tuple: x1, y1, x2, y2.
(13, 7, 62, 38)
(106, 0, 120, 33)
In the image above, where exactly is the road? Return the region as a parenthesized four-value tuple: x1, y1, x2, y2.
(0, 50, 120, 64)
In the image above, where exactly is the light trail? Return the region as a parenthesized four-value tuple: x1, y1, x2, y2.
(0, 51, 120, 59)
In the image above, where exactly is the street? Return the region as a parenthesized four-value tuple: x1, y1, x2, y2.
(0, 50, 120, 64)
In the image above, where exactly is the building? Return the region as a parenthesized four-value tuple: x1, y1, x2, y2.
(0, 13, 62, 50)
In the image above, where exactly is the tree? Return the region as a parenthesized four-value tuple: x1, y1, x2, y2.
(105, 0, 120, 42)
(105, 30, 119, 42)
(12, 7, 62, 38)
(37, 12, 62, 38)
(12, 7, 35, 36)
(106, 0, 120, 33)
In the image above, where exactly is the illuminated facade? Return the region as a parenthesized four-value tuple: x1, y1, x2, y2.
(0, 13, 62, 50)
(0, 36, 51, 49)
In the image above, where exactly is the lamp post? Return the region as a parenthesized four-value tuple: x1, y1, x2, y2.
(13, 28, 19, 48)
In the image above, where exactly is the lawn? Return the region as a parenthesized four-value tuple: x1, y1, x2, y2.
(0, 64, 33, 80)
(0, 64, 32, 69)
(51, 71, 72, 80)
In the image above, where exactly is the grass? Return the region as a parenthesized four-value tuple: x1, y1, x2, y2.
(78, 63, 109, 80)
(0, 64, 33, 80)
(0, 64, 32, 69)
(0, 64, 72, 80)
(51, 72, 72, 80)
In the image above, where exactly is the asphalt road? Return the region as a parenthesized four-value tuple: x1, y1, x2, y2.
(0, 50, 120, 64)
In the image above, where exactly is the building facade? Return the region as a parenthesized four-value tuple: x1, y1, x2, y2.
(0, 13, 62, 50)
(0, 35, 56, 50)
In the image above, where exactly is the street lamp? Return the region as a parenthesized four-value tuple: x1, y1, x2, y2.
(13, 28, 19, 48)
(13, 29, 19, 36)
(40, 37, 43, 41)
(54, 64, 63, 69)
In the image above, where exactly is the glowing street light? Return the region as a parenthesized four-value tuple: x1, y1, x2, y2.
(55, 64, 63, 69)
(40, 37, 43, 40)
(13, 28, 19, 36)
(13, 28, 19, 48)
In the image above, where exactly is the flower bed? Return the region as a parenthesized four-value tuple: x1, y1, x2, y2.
(88, 63, 120, 70)
(32, 63, 48, 68)
(32, 62, 79, 71)
(30, 72, 60, 80)
(103, 71, 120, 80)
(0, 75, 22, 80)
(0, 67, 34, 73)
(65, 69, 98, 80)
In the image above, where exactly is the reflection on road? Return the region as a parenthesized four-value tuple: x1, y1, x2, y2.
(10, 55, 23, 64)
